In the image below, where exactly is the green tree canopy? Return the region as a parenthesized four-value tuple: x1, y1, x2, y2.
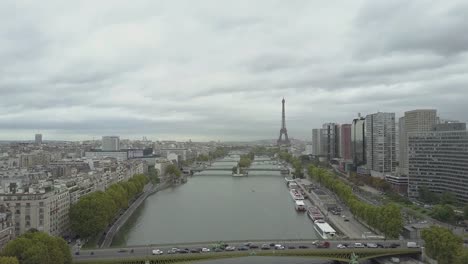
(2, 230, 71, 264)
(440, 191, 457, 205)
(418, 186, 439, 204)
(166, 164, 181, 178)
(422, 226, 463, 264)
(0, 257, 19, 264)
(431, 204, 456, 222)
(463, 204, 468, 220)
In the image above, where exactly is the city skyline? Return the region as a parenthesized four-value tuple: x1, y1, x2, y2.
(1, 1, 468, 141)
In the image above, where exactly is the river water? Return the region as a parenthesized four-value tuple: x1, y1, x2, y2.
(112, 158, 319, 246)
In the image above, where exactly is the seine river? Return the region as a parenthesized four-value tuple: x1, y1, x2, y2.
(112, 158, 319, 246)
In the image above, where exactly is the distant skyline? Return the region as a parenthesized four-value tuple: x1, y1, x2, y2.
(1, 1, 467, 141)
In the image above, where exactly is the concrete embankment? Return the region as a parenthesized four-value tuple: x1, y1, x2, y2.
(100, 181, 171, 248)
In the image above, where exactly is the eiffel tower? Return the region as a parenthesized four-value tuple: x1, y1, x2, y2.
(277, 98, 291, 146)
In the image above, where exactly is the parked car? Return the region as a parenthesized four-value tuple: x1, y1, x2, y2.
(261, 244, 270, 250)
(376, 243, 384, 248)
(366, 243, 378, 248)
(238, 246, 249, 251)
(407, 242, 418, 248)
(117, 249, 127, 253)
(269, 243, 276, 247)
(337, 244, 346, 249)
(249, 244, 259, 249)
(190, 249, 200, 253)
(214, 248, 223, 252)
(298, 245, 309, 249)
(389, 243, 400, 248)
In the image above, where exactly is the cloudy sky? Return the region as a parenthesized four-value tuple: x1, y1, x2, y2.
(1, 0, 467, 141)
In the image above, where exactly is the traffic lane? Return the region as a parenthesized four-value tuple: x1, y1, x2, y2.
(73, 240, 413, 260)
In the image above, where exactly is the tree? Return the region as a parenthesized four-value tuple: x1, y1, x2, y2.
(422, 226, 463, 264)
(2, 230, 71, 264)
(231, 166, 238, 174)
(147, 167, 160, 184)
(418, 186, 439, 204)
(464, 205, 468, 220)
(440, 191, 457, 205)
(455, 249, 468, 264)
(0, 257, 19, 264)
(166, 164, 181, 178)
(431, 204, 456, 222)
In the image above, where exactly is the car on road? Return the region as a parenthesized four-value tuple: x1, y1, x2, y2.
(389, 243, 400, 248)
(287, 245, 296, 249)
(261, 244, 270, 250)
(316, 241, 330, 248)
(190, 248, 200, 253)
(311, 241, 318, 246)
(274, 244, 285, 250)
(117, 249, 127, 253)
(167, 249, 177, 254)
(90, 252, 94, 255)
(376, 243, 384, 248)
(344, 218, 350, 222)
(243, 242, 252, 247)
(353, 243, 365, 248)
(214, 248, 223, 252)
(238, 246, 249, 251)
(337, 244, 346, 249)
(75, 252, 80, 255)
(249, 244, 259, 249)
(225, 246, 236, 251)
(201, 248, 210, 253)
(298, 245, 309, 249)
(407, 242, 418, 248)
(152, 249, 163, 255)
(269, 242, 276, 247)
(366, 243, 378, 248)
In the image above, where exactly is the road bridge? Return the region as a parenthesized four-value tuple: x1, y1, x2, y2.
(74, 239, 421, 264)
(190, 167, 290, 174)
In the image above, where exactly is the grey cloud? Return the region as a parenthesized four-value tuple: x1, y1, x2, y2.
(355, 1, 468, 56)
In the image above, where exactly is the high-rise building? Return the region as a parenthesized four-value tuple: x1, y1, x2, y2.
(408, 124, 468, 203)
(399, 110, 437, 175)
(312, 129, 323, 156)
(102, 136, 120, 151)
(365, 112, 396, 176)
(322, 123, 339, 160)
(34, 134, 42, 145)
(339, 124, 352, 160)
(351, 116, 366, 168)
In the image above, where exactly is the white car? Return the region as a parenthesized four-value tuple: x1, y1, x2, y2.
(225, 246, 236, 251)
(337, 244, 346, 249)
(366, 243, 378, 248)
(274, 244, 285, 250)
(152, 249, 163, 255)
(354, 243, 365, 248)
(201, 247, 210, 252)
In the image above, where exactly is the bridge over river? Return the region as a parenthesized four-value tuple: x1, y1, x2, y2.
(74, 239, 421, 264)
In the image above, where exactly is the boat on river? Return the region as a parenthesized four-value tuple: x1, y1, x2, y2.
(307, 206, 324, 221)
(313, 219, 336, 239)
(290, 189, 304, 200)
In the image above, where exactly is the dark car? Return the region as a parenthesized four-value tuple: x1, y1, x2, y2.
(178, 249, 189, 254)
(376, 243, 384, 248)
(117, 249, 127, 253)
(344, 218, 350, 222)
(214, 248, 224, 252)
(287, 245, 296, 249)
(389, 243, 400, 248)
(90, 252, 94, 255)
(298, 245, 309, 249)
(269, 243, 275, 247)
(243, 242, 252, 247)
(75, 252, 80, 255)
(190, 249, 200, 253)
(238, 246, 249, 251)
(249, 244, 259, 249)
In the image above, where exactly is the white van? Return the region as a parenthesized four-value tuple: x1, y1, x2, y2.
(407, 241, 418, 248)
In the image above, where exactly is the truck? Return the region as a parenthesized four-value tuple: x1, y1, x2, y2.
(407, 241, 418, 248)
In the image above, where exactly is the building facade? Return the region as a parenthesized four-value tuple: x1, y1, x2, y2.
(399, 110, 437, 175)
(351, 116, 366, 168)
(312, 129, 323, 156)
(102, 136, 120, 151)
(322, 123, 339, 161)
(408, 129, 468, 203)
(365, 112, 396, 176)
(35, 134, 42, 145)
(339, 124, 352, 160)
(0, 185, 70, 237)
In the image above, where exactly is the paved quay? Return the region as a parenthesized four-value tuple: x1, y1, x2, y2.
(294, 178, 375, 239)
